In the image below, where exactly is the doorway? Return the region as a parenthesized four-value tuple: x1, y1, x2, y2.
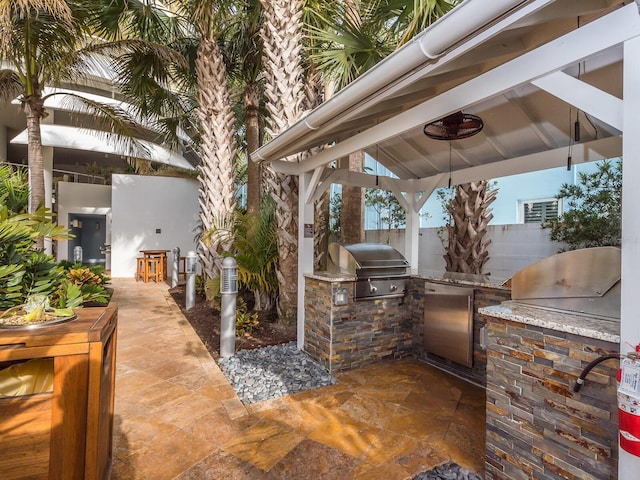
(68, 214, 107, 267)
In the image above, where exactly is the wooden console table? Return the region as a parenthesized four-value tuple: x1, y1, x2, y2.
(0, 306, 118, 480)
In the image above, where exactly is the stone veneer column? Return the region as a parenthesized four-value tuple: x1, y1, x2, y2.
(483, 315, 619, 479)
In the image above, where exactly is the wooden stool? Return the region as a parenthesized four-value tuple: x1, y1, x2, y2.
(145, 257, 163, 283)
(179, 257, 187, 280)
(135, 257, 145, 282)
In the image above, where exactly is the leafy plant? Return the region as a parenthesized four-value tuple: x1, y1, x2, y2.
(234, 298, 259, 336)
(365, 188, 406, 243)
(542, 159, 622, 250)
(0, 168, 110, 310)
(202, 197, 279, 312)
(0, 205, 69, 309)
(0, 165, 29, 215)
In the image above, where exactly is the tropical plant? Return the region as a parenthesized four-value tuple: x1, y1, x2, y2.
(234, 297, 260, 336)
(50, 265, 110, 308)
(202, 196, 279, 312)
(224, 0, 265, 216)
(0, 0, 185, 231)
(0, 165, 29, 215)
(365, 188, 406, 231)
(542, 159, 622, 250)
(0, 205, 69, 309)
(0, 168, 109, 310)
(145, 0, 238, 283)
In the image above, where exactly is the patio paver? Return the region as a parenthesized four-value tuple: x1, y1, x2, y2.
(110, 278, 485, 479)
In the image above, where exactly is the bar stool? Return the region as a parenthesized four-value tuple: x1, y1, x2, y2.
(135, 257, 145, 282)
(145, 257, 163, 283)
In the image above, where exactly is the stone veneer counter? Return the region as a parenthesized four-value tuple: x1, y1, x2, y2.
(479, 301, 620, 479)
(303, 272, 413, 372)
(478, 302, 620, 343)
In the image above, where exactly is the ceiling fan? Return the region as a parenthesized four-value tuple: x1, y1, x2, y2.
(423, 111, 484, 140)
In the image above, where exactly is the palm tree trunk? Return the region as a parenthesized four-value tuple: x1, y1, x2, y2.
(260, 0, 306, 323)
(444, 180, 497, 274)
(24, 96, 46, 250)
(340, 150, 365, 243)
(245, 82, 261, 216)
(196, 36, 237, 280)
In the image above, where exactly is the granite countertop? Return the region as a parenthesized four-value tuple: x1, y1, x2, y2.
(414, 272, 511, 290)
(304, 271, 356, 282)
(479, 301, 620, 343)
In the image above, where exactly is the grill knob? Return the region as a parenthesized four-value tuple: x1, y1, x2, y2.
(390, 284, 397, 292)
(367, 279, 377, 294)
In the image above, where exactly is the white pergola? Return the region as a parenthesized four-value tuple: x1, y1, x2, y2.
(254, 1, 640, 474)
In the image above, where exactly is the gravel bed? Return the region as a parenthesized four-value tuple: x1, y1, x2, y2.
(412, 462, 483, 480)
(217, 342, 336, 404)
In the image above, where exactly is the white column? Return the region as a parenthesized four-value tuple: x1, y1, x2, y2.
(42, 147, 54, 254)
(297, 172, 315, 350)
(620, 34, 640, 479)
(404, 195, 420, 275)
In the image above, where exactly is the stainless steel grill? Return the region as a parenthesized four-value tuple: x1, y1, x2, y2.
(508, 246, 620, 320)
(328, 242, 410, 300)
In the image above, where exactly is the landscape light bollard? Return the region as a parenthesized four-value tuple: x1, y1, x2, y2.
(171, 247, 180, 288)
(73, 246, 83, 263)
(220, 257, 237, 359)
(185, 251, 197, 310)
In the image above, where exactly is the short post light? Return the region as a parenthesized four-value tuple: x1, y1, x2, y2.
(185, 251, 197, 310)
(220, 257, 238, 358)
(171, 246, 181, 288)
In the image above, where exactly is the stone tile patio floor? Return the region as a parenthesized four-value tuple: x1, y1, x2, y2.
(111, 278, 486, 480)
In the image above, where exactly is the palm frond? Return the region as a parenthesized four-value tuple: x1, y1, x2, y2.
(0, 69, 23, 102)
(0, 0, 73, 53)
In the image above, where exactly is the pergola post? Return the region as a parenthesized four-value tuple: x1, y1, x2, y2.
(404, 194, 421, 276)
(297, 171, 315, 350)
(620, 33, 640, 478)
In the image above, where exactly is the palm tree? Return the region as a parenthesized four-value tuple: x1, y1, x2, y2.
(443, 181, 497, 274)
(225, 0, 264, 216)
(153, 0, 238, 281)
(308, 0, 459, 244)
(0, 1, 77, 216)
(259, 0, 308, 323)
(0, 1, 191, 250)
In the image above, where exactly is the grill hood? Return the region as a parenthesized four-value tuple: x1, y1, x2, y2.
(328, 243, 409, 277)
(509, 246, 620, 320)
(328, 242, 410, 300)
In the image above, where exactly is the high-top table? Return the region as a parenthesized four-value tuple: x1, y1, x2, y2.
(140, 250, 169, 282)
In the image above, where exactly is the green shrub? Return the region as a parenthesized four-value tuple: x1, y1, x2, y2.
(0, 167, 110, 310)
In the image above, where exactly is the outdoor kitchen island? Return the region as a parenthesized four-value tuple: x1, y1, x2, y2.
(303, 268, 509, 377)
(479, 303, 620, 479)
(478, 248, 621, 479)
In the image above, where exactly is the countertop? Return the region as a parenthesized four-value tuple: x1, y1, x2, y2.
(416, 274, 510, 290)
(304, 271, 356, 282)
(306, 270, 510, 288)
(478, 301, 620, 343)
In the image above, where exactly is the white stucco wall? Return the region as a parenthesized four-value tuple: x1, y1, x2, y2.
(365, 223, 565, 283)
(57, 182, 112, 263)
(110, 174, 199, 278)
